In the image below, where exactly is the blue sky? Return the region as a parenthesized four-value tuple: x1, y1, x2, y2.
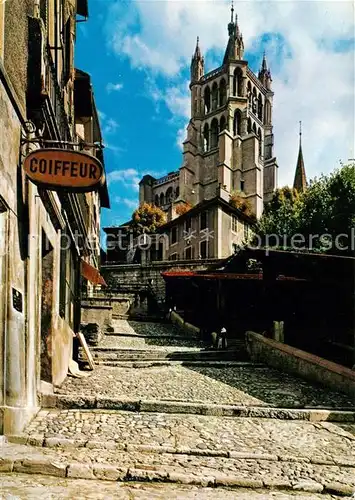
(75, 0, 355, 230)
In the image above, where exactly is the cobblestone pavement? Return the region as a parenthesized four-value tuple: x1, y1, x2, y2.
(110, 320, 186, 337)
(24, 410, 355, 462)
(0, 474, 342, 500)
(56, 365, 354, 408)
(8, 320, 355, 495)
(98, 335, 204, 350)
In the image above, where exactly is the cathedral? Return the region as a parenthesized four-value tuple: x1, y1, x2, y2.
(139, 8, 279, 260)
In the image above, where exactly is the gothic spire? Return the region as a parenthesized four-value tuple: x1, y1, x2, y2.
(258, 51, 272, 89)
(261, 51, 267, 71)
(190, 36, 204, 82)
(293, 121, 307, 192)
(194, 36, 201, 59)
(224, 2, 244, 63)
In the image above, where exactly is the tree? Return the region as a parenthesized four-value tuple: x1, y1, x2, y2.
(130, 203, 167, 235)
(253, 163, 355, 255)
(230, 190, 253, 217)
(175, 201, 193, 216)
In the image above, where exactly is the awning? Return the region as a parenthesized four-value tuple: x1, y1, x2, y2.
(81, 260, 107, 286)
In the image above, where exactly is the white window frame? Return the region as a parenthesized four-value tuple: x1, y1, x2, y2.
(232, 215, 238, 233)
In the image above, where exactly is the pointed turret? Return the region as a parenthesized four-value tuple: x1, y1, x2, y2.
(258, 51, 272, 90)
(293, 121, 307, 192)
(190, 36, 204, 82)
(223, 3, 244, 63)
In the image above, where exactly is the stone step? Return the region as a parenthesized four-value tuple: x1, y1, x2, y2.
(96, 360, 260, 368)
(103, 331, 201, 340)
(2, 441, 354, 495)
(1, 473, 347, 499)
(40, 394, 355, 421)
(80, 349, 248, 362)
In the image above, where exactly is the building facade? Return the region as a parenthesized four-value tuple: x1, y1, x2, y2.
(138, 11, 278, 261)
(0, 0, 109, 434)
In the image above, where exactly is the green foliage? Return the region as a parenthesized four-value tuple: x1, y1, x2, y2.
(130, 203, 167, 235)
(254, 163, 355, 254)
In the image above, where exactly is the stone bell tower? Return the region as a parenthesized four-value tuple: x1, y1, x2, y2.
(178, 5, 278, 218)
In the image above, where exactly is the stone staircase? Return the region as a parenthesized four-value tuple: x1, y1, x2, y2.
(4, 319, 354, 497)
(79, 321, 249, 367)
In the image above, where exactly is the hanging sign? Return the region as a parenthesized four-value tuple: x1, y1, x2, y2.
(23, 148, 104, 192)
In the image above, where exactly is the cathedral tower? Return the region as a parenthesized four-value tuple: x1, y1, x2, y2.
(179, 6, 278, 218)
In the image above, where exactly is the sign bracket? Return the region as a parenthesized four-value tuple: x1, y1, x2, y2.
(20, 136, 104, 151)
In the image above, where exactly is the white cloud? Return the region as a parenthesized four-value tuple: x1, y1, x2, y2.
(108, 168, 141, 192)
(103, 118, 119, 135)
(107, 0, 355, 186)
(113, 196, 138, 209)
(106, 82, 124, 93)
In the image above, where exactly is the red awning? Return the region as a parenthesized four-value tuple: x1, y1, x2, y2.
(81, 260, 107, 286)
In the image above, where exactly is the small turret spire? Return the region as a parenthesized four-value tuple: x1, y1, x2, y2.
(224, 4, 244, 62)
(258, 51, 272, 89)
(190, 36, 204, 82)
(293, 121, 307, 192)
(261, 51, 267, 71)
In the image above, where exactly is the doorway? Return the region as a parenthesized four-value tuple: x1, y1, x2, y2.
(40, 230, 54, 383)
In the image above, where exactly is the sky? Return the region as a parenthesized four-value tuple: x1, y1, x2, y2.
(75, 0, 355, 230)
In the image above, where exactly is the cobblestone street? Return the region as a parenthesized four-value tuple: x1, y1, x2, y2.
(0, 474, 344, 499)
(2, 320, 355, 497)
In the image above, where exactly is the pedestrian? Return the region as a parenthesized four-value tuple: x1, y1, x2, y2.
(217, 326, 227, 350)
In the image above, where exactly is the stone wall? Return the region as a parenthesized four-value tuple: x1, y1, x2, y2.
(246, 331, 355, 398)
(102, 259, 223, 303)
(81, 301, 113, 330)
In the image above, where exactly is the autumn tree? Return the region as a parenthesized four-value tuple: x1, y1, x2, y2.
(229, 190, 254, 217)
(130, 203, 167, 235)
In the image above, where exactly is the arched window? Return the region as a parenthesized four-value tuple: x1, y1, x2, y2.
(258, 128, 262, 157)
(233, 109, 241, 136)
(258, 94, 263, 121)
(252, 88, 257, 114)
(204, 86, 211, 114)
(160, 193, 165, 206)
(211, 118, 219, 148)
(166, 187, 173, 203)
(155, 194, 159, 206)
(247, 118, 252, 134)
(264, 100, 271, 125)
(203, 123, 210, 151)
(175, 186, 180, 199)
(219, 79, 226, 106)
(220, 115, 226, 132)
(247, 81, 252, 107)
(233, 68, 243, 96)
(252, 122, 257, 135)
(212, 82, 218, 110)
